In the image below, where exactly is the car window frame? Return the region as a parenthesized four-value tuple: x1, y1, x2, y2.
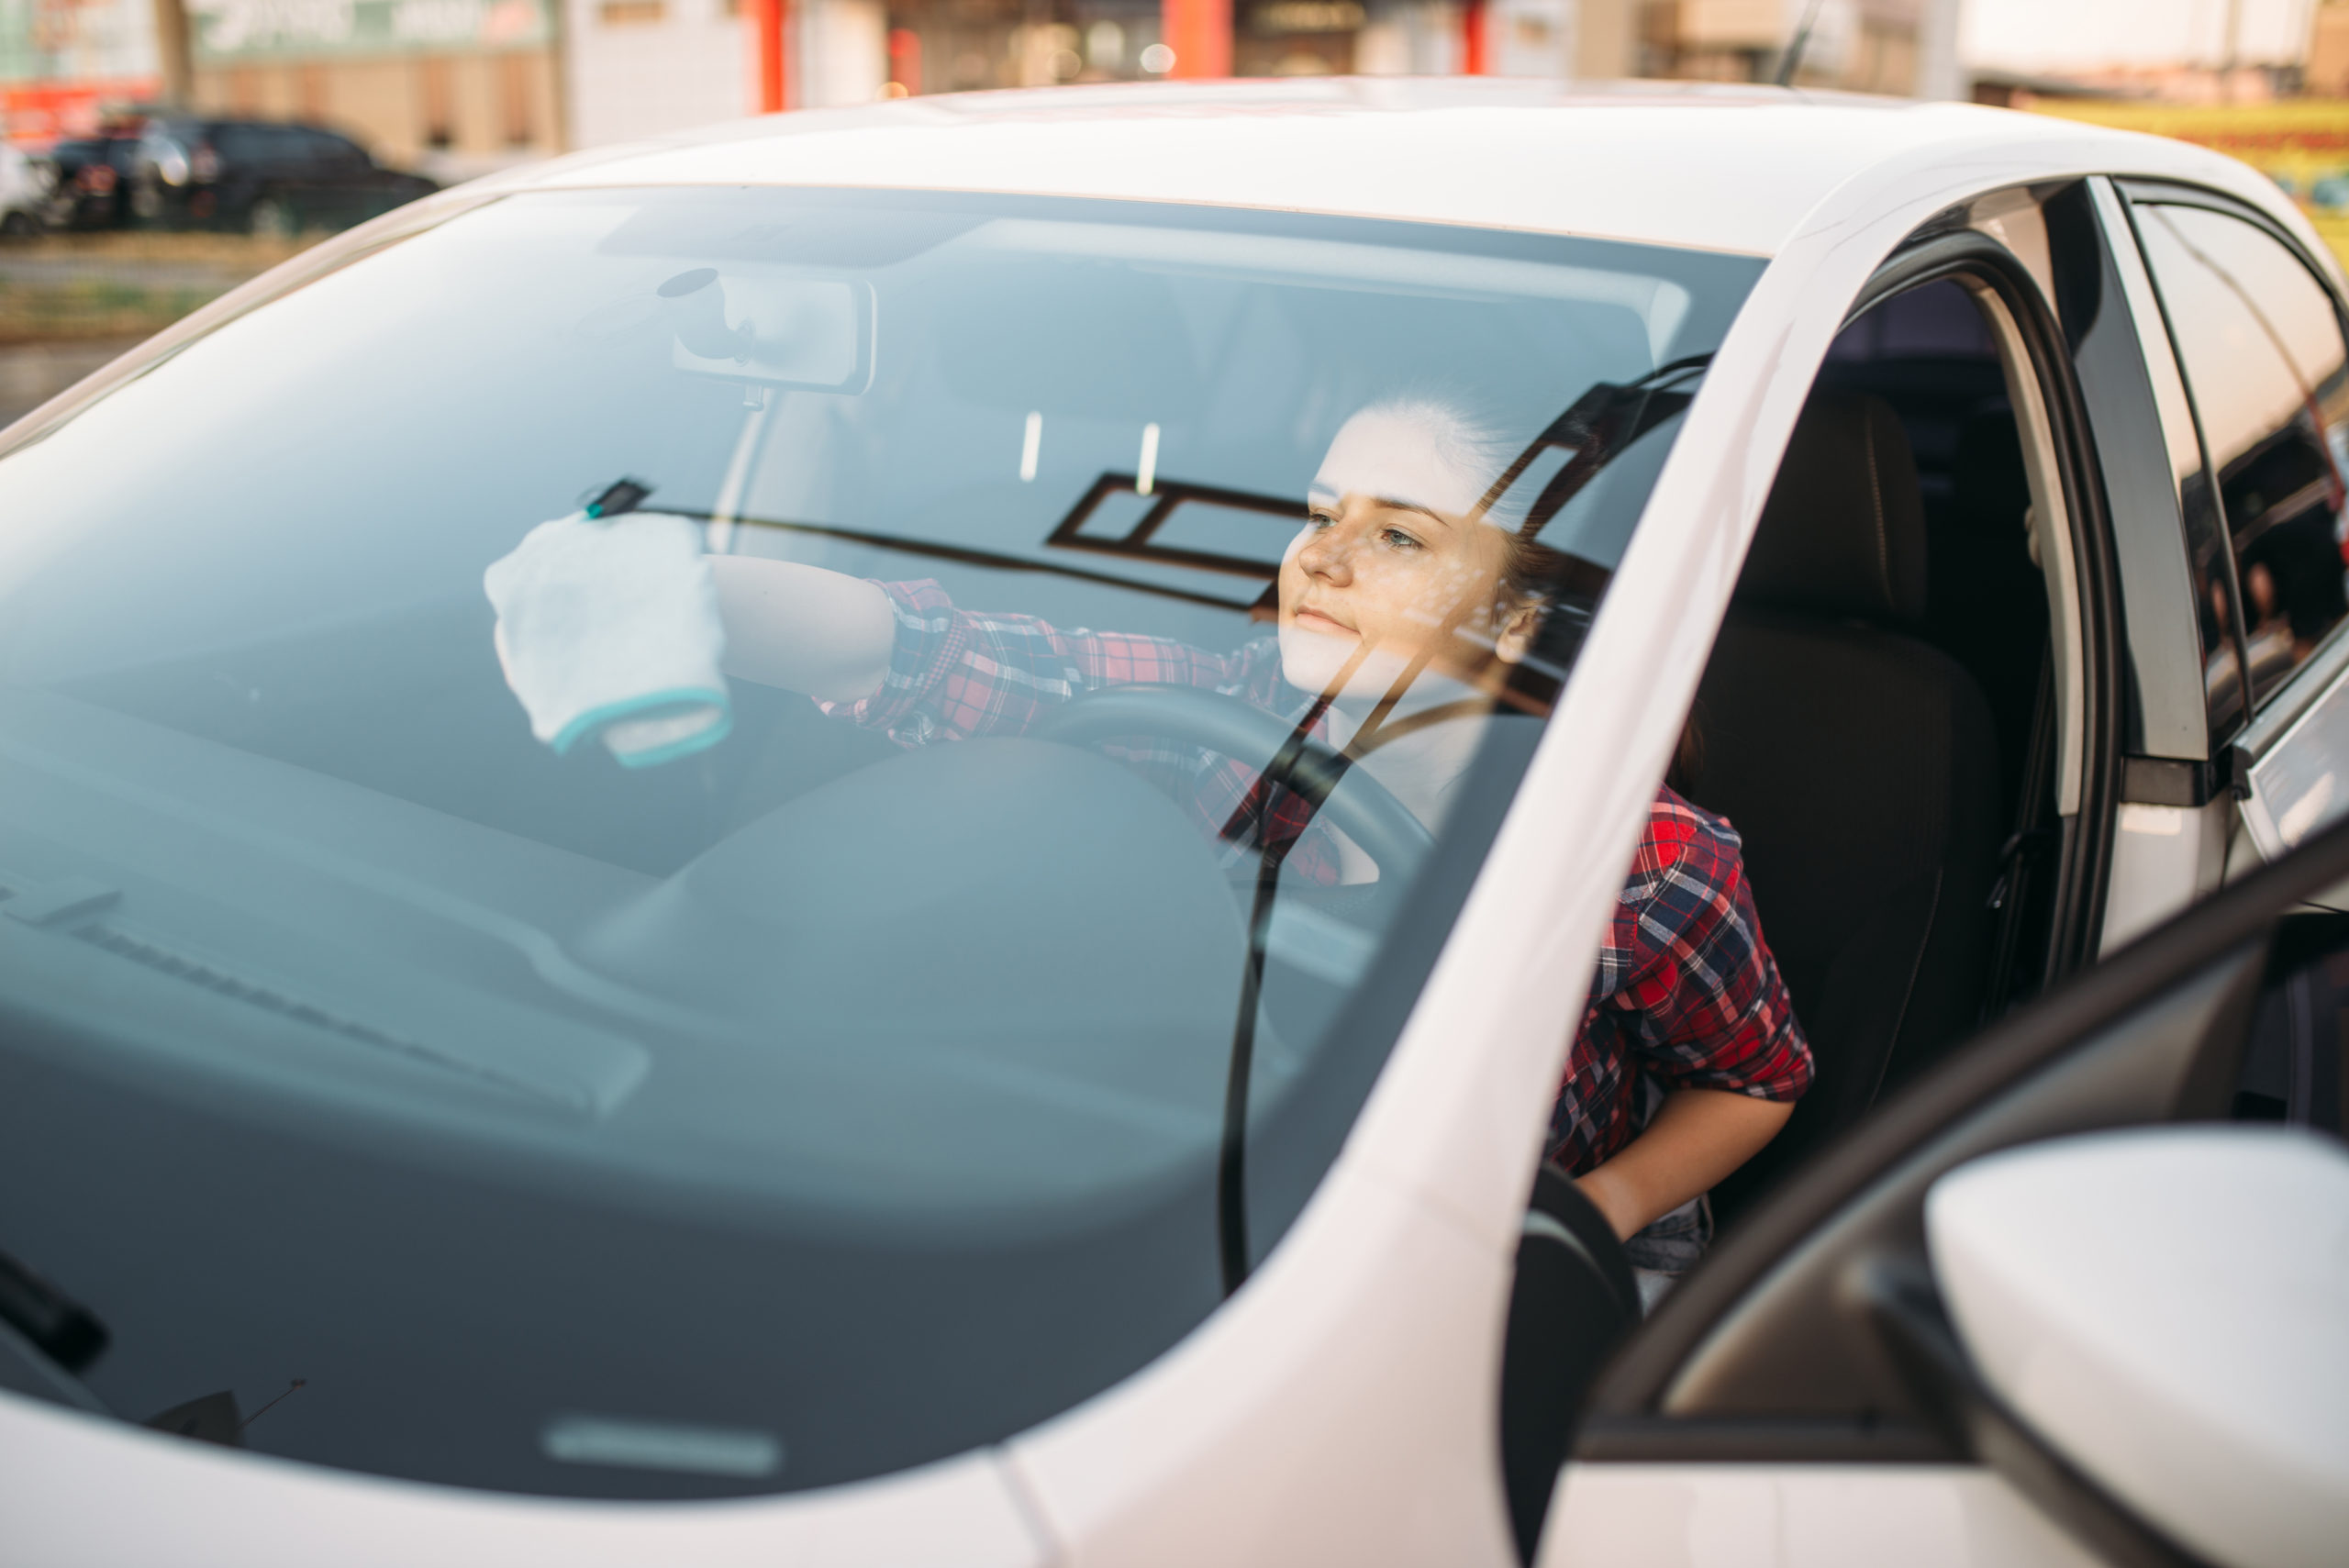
(2114, 178, 2349, 734)
(1839, 217, 2124, 989)
(2072, 176, 2222, 776)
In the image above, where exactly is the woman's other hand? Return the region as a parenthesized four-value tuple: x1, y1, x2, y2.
(1575, 1087, 1795, 1241)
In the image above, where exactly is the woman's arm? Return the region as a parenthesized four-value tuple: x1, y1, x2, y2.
(1571, 792, 1811, 1240)
(707, 556, 896, 704)
(1576, 1089, 1792, 1240)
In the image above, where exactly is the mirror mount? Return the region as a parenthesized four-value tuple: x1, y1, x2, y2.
(1854, 1251, 2216, 1568)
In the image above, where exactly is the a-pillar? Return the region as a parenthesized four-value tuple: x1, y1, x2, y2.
(749, 0, 790, 110)
(1161, 0, 1231, 78)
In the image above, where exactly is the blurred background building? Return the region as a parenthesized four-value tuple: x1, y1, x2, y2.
(5, 2, 2349, 194)
(11, 1, 2349, 440)
(182, 0, 562, 178)
(0, 0, 160, 141)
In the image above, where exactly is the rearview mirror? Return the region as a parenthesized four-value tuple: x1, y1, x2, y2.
(1927, 1128, 2349, 1568)
(658, 266, 874, 395)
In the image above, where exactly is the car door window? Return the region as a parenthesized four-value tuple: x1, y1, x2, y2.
(265, 126, 315, 168)
(2132, 201, 2349, 707)
(304, 130, 366, 173)
(210, 124, 267, 165)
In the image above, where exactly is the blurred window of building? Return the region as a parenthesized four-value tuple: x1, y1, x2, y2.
(1236, 0, 1364, 77)
(421, 54, 455, 149)
(2312, 0, 2349, 98)
(184, 0, 561, 175)
(564, 0, 757, 149)
(1638, 0, 1920, 94)
(501, 51, 535, 144)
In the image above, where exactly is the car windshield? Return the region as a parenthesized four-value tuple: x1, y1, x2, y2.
(0, 185, 1758, 1497)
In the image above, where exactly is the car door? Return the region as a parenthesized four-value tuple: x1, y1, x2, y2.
(1513, 177, 2325, 1568)
(2107, 183, 2349, 892)
(1536, 804, 2349, 1568)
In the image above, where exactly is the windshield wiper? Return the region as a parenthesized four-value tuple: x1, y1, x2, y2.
(0, 1244, 110, 1414)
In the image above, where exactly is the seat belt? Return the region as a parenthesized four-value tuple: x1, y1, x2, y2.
(1980, 647, 2057, 1024)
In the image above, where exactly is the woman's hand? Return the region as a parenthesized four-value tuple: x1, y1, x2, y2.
(1575, 1087, 1795, 1241)
(708, 556, 896, 704)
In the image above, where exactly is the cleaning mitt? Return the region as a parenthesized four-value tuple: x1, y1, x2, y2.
(484, 502, 731, 769)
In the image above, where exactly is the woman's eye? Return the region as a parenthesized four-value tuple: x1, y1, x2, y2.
(1381, 528, 1424, 551)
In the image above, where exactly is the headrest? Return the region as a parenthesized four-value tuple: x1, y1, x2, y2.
(1737, 391, 1928, 625)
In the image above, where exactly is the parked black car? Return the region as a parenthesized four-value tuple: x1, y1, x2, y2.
(131, 118, 437, 234)
(44, 133, 142, 229)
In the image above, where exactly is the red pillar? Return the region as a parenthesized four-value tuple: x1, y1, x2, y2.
(887, 26, 922, 93)
(748, 0, 790, 112)
(1461, 0, 1487, 73)
(1162, 0, 1231, 78)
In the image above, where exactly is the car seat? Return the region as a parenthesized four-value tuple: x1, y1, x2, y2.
(1688, 391, 2004, 1215)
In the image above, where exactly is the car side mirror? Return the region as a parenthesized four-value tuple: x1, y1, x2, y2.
(1925, 1128, 2349, 1568)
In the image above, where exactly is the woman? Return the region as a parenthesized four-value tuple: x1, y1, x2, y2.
(709, 396, 1811, 1285)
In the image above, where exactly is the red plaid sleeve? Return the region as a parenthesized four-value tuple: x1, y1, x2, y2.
(1613, 793, 1810, 1098)
(823, 579, 1262, 743)
(1549, 788, 1810, 1173)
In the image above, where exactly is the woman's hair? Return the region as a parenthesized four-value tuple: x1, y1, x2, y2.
(1350, 391, 1531, 531)
(1347, 390, 1706, 783)
(1347, 390, 1552, 601)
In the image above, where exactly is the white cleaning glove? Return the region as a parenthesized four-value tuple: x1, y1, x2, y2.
(484, 509, 731, 768)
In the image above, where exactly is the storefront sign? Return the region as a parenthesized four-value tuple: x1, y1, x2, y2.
(2031, 100, 2349, 268)
(187, 0, 551, 60)
(2, 78, 156, 140)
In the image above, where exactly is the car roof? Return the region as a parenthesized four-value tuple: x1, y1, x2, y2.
(505, 77, 2273, 259)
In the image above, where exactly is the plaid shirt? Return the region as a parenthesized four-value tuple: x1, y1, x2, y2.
(829, 580, 1810, 1175)
(1550, 788, 1811, 1173)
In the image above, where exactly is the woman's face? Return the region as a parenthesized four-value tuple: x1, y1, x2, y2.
(1278, 406, 1520, 701)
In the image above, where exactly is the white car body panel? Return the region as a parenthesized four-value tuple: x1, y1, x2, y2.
(0, 1395, 1050, 1566)
(518, 79, 2302, 264)
(1542, 1464, 2100, 1568)
(0, 78, 2318, 1565)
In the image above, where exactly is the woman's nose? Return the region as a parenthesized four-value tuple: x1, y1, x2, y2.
(1297, 520, 1354, 580)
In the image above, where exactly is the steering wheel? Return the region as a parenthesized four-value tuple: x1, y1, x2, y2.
(1031, 684, 1434, 883)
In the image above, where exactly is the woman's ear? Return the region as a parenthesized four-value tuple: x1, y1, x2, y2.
(1493, 593, 1545, 665)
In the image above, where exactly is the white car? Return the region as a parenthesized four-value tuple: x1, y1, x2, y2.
(0, 78, 2342, 1568)
(0, 142, 53, 236)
